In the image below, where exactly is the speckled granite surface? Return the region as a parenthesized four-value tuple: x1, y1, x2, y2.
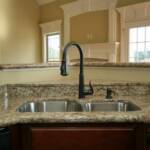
(1, 62, 150, 70)
(6, 83, 150, 99)
(0, 85, 6, 99)
(0, 63, 60, 70)
(0, 83, 150, 127)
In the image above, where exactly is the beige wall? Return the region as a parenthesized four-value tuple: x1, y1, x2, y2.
(0, 0, 41, 64)
(40, 0, 150, 45)
(1, 67, 150, 85)
(117, 0, 150, 7)
(70, 10, 108, 44)
(40, 0, 76, 46)
(1, 0, 149, 64)
(40, 0, 150, 22)
(40, 0, 76, 23)
(40, 1, 108, 45)
(0, 43, 2, 63)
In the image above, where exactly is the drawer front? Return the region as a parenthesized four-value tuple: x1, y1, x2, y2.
(30, 127, 136, 150)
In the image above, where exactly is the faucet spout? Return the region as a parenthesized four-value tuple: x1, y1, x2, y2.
(60, 42, 94, 99)
(60, 60, 68, 76)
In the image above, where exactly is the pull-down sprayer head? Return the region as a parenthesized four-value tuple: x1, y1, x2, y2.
(60, 60, 68, 76)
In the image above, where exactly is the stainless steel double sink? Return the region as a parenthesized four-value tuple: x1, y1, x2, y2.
(17, 100, 141, 112)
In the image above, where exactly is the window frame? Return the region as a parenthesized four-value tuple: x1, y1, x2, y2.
(39, 20, 62, 63)
(125, 21, 150, 63)
(117, 2, 150, 62)
(46, 32, 61, 62)
(128, 26, 150, 63)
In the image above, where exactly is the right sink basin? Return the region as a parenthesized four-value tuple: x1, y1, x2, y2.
(84, 101, 141, 112)
(16, 100, 141, 113)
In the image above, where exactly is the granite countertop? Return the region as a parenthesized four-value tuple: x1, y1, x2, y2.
(0, 83, 150, 127)
(0, 95, 150, 127)
(0, 63, 60, 70)
(1, 62, 150, 70)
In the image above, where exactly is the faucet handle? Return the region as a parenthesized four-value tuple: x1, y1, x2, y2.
(84, 81, 94, 96)
(89, 80, 94, 95)
(106, 88, 113, 99)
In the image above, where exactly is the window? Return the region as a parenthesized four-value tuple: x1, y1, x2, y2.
(46, 33, 60, 62)
(128, 26, 150, 62)
(40, 20, 62, 63)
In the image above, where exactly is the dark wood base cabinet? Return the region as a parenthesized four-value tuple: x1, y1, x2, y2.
(145, 124, 150, 150)
(10, 123, 145, 150)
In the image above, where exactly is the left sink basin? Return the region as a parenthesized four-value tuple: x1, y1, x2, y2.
(16, 100, 83, 112)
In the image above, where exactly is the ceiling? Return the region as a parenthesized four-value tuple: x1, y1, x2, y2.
(36, 0, 56, 5)
(36, 0, 118, 6)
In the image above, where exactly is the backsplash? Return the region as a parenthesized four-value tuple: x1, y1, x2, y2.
(0, 85, 6, 99)
(6, 84, 78, 99)
(5, 83, 150, 99)
(94, 83, 150, 97)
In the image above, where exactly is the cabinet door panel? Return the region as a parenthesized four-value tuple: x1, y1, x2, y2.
(146, 129, 150, 150)
(30, 127, 136, 150)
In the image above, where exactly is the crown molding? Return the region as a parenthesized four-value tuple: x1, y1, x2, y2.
(36, 0, 56, 5)
(39, 20, 62, 34)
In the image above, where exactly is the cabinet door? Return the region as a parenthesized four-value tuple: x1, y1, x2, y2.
(146, 129, 150, 150)
(26, 126, 137, 150)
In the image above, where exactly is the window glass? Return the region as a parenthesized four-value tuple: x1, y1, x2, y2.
(129, 28, 137, 43)
(146, 26, 150, 42)
(137, 43, 144, 52)
(129, 43, 137, 58)
(145, 42, 150, 62)
(47, 33, 60, 61)
(129, 57, 135, 63)
(137, 27, 145, 42)
(146, 42, 150, 51)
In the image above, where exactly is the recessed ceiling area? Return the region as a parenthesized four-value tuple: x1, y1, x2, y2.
(36, 0, 56, 5)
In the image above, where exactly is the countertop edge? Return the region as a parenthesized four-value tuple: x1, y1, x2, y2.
(1, 62, 150, 71)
